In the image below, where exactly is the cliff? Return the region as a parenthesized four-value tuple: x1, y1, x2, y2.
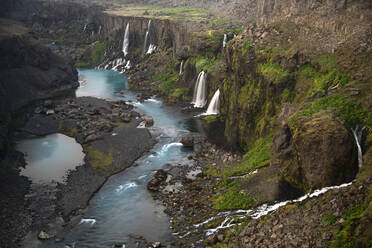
(0, 18, 78, 157)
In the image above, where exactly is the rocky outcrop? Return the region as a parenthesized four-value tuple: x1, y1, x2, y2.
(272, 114, 358, 192)
(0, 21, 78, 157)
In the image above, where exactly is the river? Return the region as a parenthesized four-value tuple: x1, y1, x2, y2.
(25, 68, 203, 247)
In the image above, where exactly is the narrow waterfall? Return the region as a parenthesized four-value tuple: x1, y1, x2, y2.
(179, 60, 184, 74)
(122, 23, 130, 57)
(143, 20, 152, 55)
(205, 89, 220, 115)
(98, 25, 102, 35)
(83, 24, 87, 32)
(192, 71, 207, 108)
(223, 34, 227, 48)
(351, 125, 365, 168)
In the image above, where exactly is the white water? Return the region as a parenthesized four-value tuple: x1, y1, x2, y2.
(125, 60, 131, 70)
(192, 71, 207, 108)
(223, 34, 227, 48)
(143, 20, 152, 55)
(351, 125, 365, 168)
(79, 219, 96, 226)
(181, 181, 353, 239)
(204, 89, 220, 115)
(147, 44, 157, 54)
(122, 23, 130, 57)
(179, 60, 184, 74)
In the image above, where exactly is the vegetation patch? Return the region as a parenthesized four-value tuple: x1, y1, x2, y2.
(75, 41, 107, 68)
(195, 54, 222, 72)
(331, 201, 371, 248)
(171, 88, 187, 98)
(322, 212, 338, 227)
(203, 115, 217, 123)
(213, 180, 255, 210)
(85, 146, 114, 171)
(258, 62, 289, 85)
(205, 134, 272, 178)
(289, 94, 367, 128)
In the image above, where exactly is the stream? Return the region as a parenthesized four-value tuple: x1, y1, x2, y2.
(33, 69, 204, 247)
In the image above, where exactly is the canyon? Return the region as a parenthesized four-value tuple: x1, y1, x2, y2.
(0, 0, 371, 247)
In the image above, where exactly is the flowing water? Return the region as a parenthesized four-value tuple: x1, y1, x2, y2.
(192, 71, 207, 108)
(204, 89, 220, 115)
(38, 69, 203, 247)
(122, 23, 130, 57)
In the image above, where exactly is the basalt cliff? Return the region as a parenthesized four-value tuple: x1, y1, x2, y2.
(0, 0, 371, 247)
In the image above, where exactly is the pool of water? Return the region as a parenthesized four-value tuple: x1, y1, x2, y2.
(39, 69, 202, 247)
(16, 134, 85, 184)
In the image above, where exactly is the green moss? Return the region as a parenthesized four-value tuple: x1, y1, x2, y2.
(76, 41, 108, 68)
(242, 41, 253, 55)
(203, 115, 218, 123)
(322, 213, 338, 227)
(85, 146, 114, 171)
(171, 88, 187, 97)
(289, 95, 367, 128)
(195, 54, 222, 72)
(259, 62, 289, 85)
(213, 181, 255, 210)
(205, 134, 272, 178)
(153, 72, 180, 94)
(331, 201, 371, 248)
(241, 135, 273, 169)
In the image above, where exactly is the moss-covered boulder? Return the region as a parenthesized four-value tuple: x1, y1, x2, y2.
(272, 113, 358, 192)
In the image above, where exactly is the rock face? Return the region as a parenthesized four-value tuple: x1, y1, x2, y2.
(272, 114, 358, 192)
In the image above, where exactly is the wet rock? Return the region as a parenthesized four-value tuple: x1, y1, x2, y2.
(180, 136, 194, 147)
(38, 231, 52, 240)
(144, 116, 154, 127)
(147, 169, 168, 191)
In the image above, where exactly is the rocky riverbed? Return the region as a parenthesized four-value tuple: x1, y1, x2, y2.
(1, 96, 156, 247)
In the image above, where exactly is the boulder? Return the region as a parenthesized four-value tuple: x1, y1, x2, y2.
(147, 169, 168, 191)
(180, 136, 194, 147)
(272, 113, 358, 192)
(144, 116, 154, 127)
(38, 231, 52, 240)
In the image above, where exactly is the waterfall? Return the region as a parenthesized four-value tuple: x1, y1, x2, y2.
(83, 24, 87, 32)
(143, 20, 152, 55)
(125, 60, 131, 70)
(192, 71, 207, 108)
(223, 34, 227, 48)
(351, 125, 365, 168)
(179, 60, 184, 74)
(122, 23, 130, 57)
(147, 44, 157, 55)
(98, 25, 102, 35)
(205, 89, 220, 115)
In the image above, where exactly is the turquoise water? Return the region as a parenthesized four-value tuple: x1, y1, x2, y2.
(16, 134, 85, 184)
(40, 69, 202, 248)
(76, 68, 129, 100)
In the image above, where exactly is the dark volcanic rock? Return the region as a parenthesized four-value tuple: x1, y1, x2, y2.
(147, 169, 168, 191)
(181, 136, 194, 148)
(272, 114, 358, 192)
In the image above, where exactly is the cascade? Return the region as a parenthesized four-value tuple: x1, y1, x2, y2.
(351, 125, 365, 168)
(205, 89, 220, 115)
(122, 23, 130, 57)
(223, 34, 227, 48)
(98, 25, 102, 35)
(143, 20, 152, 55)
(192, 71, 207, 108)
(147, 44, 157, 54)
(125, 60, 131, 70)
(83, 24, 87, 32)
(179, 60, 184, 74)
